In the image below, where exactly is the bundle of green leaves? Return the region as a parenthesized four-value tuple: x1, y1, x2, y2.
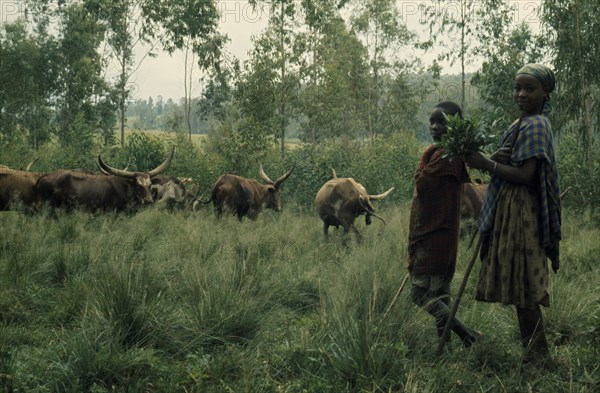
(436, 113, 500, 159)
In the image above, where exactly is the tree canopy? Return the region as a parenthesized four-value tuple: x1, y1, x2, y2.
(1, 0, 598, 167)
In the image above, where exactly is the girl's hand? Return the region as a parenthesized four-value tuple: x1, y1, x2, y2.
(464, 151, 488, 170)
(491, 143, 513, 164)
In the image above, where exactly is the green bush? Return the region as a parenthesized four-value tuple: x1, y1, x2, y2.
(4, 125, 600, 215)
(556, 132, 600, 211)
(284, 134, 421, 208)
(122, 131, 167, 172)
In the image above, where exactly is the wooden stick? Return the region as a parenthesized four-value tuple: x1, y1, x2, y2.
(436, 234, 483, 355)
(382, 272, 410, 321)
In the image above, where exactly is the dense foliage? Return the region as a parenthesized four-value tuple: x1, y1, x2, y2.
(436, 113, 500, 159)
(0, 129, 421, 211)
(1, 123, 598, 214)
(2, 2, 598, 182)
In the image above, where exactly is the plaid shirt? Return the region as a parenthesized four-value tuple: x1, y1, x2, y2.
(478, 115, 562, 265)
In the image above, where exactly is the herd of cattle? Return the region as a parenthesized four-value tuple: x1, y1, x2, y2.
(0, 148, 487, 239)
(0, 148, 213, 214)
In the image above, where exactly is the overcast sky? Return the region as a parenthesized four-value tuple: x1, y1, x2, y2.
(127, 1, 270, 101)
(128, 0, 542, 101)
(1, 1, 542, 101)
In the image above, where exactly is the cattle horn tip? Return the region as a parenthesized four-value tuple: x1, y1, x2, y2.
(259, 164, 274, 184)
(147, 146, 175, 177)
(369, 187, 394, 200)
(97, 155, 137, 179)
(275, 166, 294, 187)
(24, 156, 40, 171)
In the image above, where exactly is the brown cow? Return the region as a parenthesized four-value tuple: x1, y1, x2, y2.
(209, 165, 293, 221)
(315, 170, 394, 242)
(461, 182, 488, 221)
(36, 147, 174, 213)
(0, 167, 45, 211)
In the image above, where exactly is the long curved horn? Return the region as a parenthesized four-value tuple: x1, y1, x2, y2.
(274, 167, 294, 188)
(97, 155, 136, 179)
(96, 162, 109, 175)
(147, 146, 175, 177)
(369, 187, 394, 201)
(96, 161, 130, 175)
(258, 164, 274, 184)
(331, 168, 337, 178)
(24, 157, 39, 171)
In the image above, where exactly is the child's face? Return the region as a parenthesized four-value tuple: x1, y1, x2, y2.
(513, 74, 548, 115)
(429, 107, 448, 142)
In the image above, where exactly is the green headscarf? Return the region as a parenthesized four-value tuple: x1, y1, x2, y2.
(516, 64, 556, 114)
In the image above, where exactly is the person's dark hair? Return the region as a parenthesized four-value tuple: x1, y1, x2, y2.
(433, 101, 463, 118)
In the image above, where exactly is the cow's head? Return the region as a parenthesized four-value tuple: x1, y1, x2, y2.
(352, 182, 375, 223)
(259, 165, 294, 212)
(358, 184, 394, 225)
(97, 147, 174, 206)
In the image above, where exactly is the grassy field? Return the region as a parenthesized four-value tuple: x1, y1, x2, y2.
(0, 204, 598, 392)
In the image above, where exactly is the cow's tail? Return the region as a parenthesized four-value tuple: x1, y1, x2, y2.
(189, 184, 206, 211)
(200, 184, 221, 206)
(191, 194, 213, 212)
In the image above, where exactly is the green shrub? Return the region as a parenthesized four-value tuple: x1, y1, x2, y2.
(122, 131, 167, 171)
(283, 133, 421, 208)
(556, 132, 600, 211)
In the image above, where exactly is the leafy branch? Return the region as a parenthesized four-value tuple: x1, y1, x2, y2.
(436, 112, 502, 159)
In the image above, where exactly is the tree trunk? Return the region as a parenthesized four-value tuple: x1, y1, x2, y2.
(460, 0, 466, 110)
(119, 68, 127, 146)
(574, 2, 595, 192)
(279, 1, 286, 159)
(119, 20, 127, 146)
(184, 38, 194, 141)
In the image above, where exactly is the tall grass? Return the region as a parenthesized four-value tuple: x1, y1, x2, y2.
(0, 206, 598, 392)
